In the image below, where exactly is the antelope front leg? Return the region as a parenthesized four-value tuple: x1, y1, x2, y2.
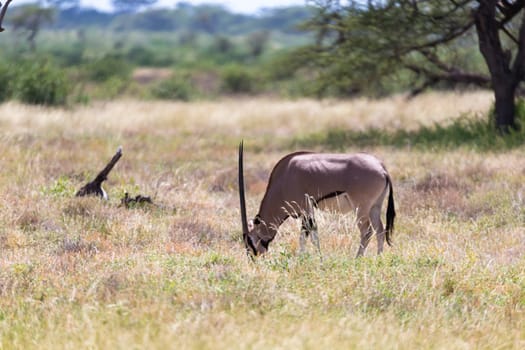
(310, 226, 320, 254)
(300, 215, 322, 256)
(356, 218, 373, 258)
(310, 221, 322, 261)
(300, 194, 322, 258)
(299, 219, 308, 253)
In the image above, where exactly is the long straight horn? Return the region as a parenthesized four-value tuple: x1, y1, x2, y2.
(238, 141, 249, 238)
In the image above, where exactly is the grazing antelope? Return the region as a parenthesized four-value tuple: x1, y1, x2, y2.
(238, 142, 395, 258)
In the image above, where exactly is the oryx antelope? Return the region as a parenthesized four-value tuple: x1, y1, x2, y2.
(76, 146, 122, 200)
(238, 142, 396, 258)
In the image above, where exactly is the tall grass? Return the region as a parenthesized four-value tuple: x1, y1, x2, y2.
(293, 97, 525, 151)
(0, 91, 524, 349)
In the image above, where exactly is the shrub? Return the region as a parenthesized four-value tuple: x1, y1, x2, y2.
(12, 60, 68, 106)
(126, 46, 173, 67)
(0, 63, 14, 102)
(49, 42, 86, 67)
(220, 65, 257, 94)
(150, 75, 194, 101)
(126, 46, 156, 66)
(85, 54, 132, 82)
(94, 77, 129, 100)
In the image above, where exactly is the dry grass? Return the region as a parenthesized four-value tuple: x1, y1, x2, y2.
(0, 90, 524, 349)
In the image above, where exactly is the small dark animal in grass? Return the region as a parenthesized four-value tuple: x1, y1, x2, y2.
(76, 146, 122, 199)
(120, 192, 153, 208)
(238, 141, 396, 258)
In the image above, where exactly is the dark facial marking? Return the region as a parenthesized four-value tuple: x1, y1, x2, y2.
(260, 238, 272, 250)
(246, 235, 258, 256)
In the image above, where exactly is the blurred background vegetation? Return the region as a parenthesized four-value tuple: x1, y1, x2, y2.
(0, 0, 488, 106)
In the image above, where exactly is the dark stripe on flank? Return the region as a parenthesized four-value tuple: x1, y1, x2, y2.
(315, 191, 346, 204)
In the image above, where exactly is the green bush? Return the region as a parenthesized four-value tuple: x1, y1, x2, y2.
(126, 46, 173, 67)
(12, 60, 68, 106)
(48, 42, 86, 67)
(220, 65, 257, 94)
(150, 75, 194, 101)
(85, 54, 132, 82)
(93, 77, 129, 100)
(0, 63, 14, 102)
(126, 46, 156, 66)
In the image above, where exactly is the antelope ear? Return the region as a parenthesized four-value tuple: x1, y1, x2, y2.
(248, 220, 254, 231)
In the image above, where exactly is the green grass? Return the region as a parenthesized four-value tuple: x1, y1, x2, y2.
(0, 93, 524, 348)
(293, 107, 525, 151)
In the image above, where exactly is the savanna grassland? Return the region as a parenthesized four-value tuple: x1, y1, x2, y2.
(0, 91, 524, 349)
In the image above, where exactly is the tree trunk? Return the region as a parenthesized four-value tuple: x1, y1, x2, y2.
(474, 1, 518, 133)
(493, 79, 517, 132)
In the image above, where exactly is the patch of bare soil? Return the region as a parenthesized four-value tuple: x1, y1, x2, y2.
(132, 68, 173, 85)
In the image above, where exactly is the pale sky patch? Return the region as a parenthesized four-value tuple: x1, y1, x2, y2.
(16, 0, 308, 13)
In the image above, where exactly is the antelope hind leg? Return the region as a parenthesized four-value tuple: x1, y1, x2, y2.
(370, 204, 385, 255)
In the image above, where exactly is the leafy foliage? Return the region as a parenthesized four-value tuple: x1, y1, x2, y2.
(294, 1, 483, 97)
(125, 45, 173, 66)
(85, 54, 132, 82)
(48, 3, 313, 34)
(9, 4, 55, 50)
(53, 7, 113, 28)
(150, 74, 194, 101)
(297, 1, 525, 131)
(0, 4, 317, 101)
(1, 1, 514, 109)
(0, 62, 15, 101)
(221, 65, 258, 94)
(11, 59, 68, 105)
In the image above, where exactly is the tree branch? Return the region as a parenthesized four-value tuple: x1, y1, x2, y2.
(426, 0, 472, 21)
(436, 71, 492, 85)
(496, 0, 525, 44)
(501, 24, 519, 44)
(408, 77, 440, 98)
(511, 8, 525, 81)
(0, 0, 13, 32)
(497, 0, 525, 26)
(419, 49, 457, 73)
(405, 62, 491, 88)
(401, 43, 489, 94)
(400, 19, 475, 55)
